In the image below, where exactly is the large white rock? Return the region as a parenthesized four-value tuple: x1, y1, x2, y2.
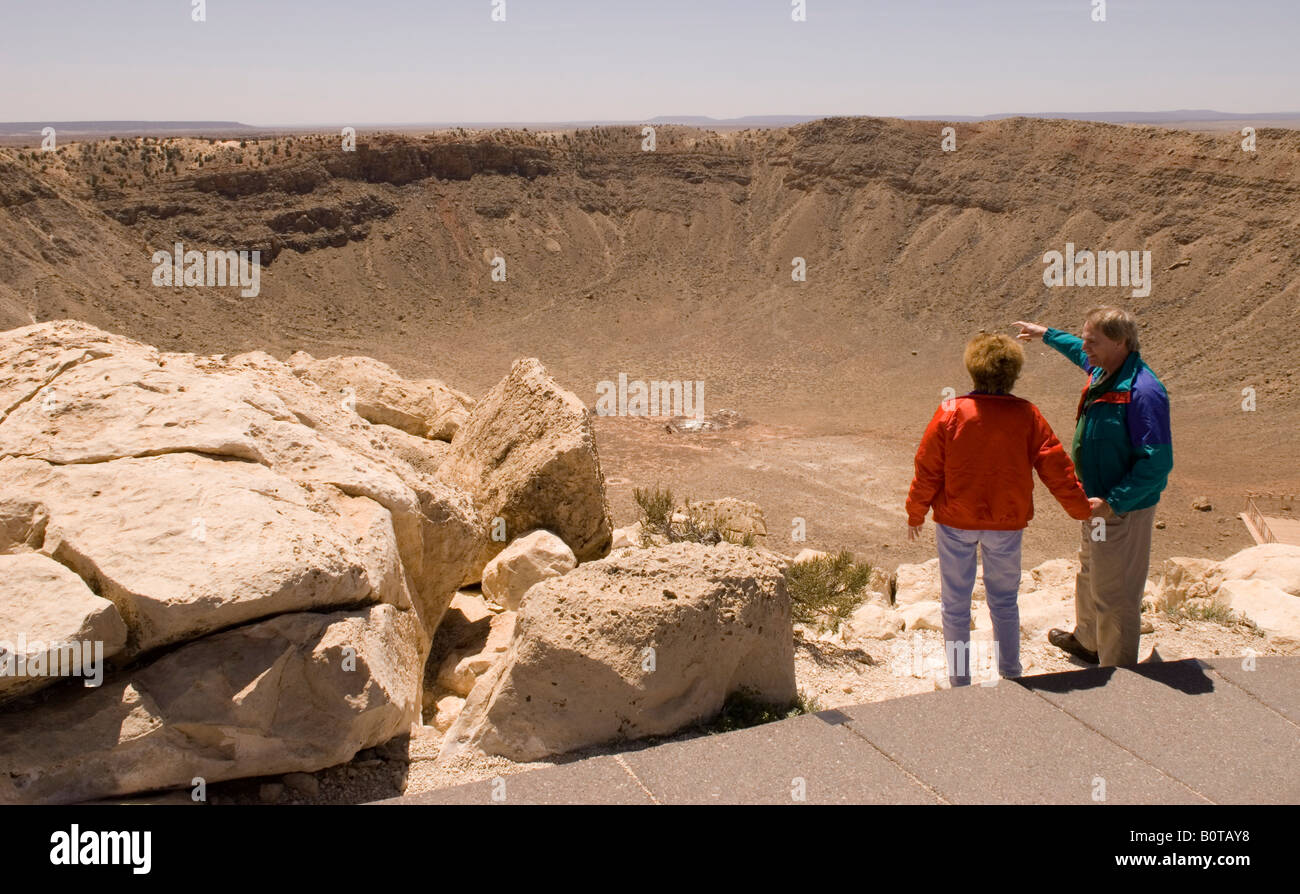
(437, 357, 612, 584)
(0, 321, 516, 800)
(480, 529, 577, 610)
(845, 601, 903, 640)
(373, 424, 452, 476)
(433, 695, 466, 732)
(433, 609, 518, 697)
(439, 542, 796, 763)
(0, 553, 129, 701)
(1216, 579, 1300, 646)
(1212, 544, 1300, 597)
(0, 604, 422, 804)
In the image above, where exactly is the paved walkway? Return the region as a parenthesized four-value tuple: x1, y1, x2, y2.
(372, 657, 1298, 805)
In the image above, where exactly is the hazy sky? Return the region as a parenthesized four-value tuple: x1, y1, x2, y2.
(2, 0, 1297, 124)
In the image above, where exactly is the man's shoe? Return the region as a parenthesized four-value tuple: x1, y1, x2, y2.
(1048, 628, 1099, 664)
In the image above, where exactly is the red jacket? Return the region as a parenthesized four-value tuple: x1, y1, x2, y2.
(906, 393, 1092, 530)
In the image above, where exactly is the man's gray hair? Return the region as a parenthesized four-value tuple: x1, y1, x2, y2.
(1085, 306, 1140, 352)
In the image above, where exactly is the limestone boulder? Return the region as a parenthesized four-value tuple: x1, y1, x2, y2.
(845, 601, 903, 640)
(0, 604, 422, 804)
(1215, 579, 1300, 646)
(448, 590, 493, 625)
(0, 553, 129, 701)
(433, 695, 466, 732)
(288, 352, 474, 441)
(481, 530, 577, 610)
(438, 542, 796, 762)
(1211, 544, 1300, 597)
(435, 648, 479, 697)
(437, 358, 612, 584)
(0, 321, 502, 800)
(373, 424, 452, 476)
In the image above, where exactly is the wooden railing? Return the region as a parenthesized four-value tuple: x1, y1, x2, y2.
(1244, 496, 1276, 544)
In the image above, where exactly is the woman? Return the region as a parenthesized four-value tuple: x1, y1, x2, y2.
(905, 333, 1095, 686)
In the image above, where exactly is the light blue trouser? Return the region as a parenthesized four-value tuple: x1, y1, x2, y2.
(934, 523, 1024, 686)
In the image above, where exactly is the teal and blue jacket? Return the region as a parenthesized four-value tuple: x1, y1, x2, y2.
(1043, 328, 1172, 514)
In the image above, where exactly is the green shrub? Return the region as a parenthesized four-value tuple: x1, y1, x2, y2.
(632, 485, 674, 545)
(1163, 599, 1254, 629)
(785, 551, 873, 634)
(631, 486, 757, 548)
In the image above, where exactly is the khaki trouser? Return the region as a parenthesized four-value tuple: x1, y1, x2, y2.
(1074, 503, 1158, 666)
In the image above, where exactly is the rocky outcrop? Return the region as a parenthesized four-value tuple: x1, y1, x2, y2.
(0, 320, 615, 802)
(438, 542, 796, 763)
(437, 357, 612, 583)
(185, 139, 553, 201)
(845, 601, 904, 640)
(1216, 579, 1300, 646)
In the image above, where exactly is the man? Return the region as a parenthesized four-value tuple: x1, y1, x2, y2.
(1014, 308, 1172, 667)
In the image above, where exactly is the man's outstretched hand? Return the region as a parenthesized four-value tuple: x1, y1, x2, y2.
(1014, 320, 1047, 341)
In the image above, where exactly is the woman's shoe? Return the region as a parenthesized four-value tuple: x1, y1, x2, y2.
(1047, 628, 1099, 664)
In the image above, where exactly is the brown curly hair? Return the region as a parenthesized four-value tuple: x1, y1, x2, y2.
(964, 333, 1024, 394)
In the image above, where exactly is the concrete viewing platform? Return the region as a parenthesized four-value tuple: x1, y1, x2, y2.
(372, 657, 1299, 805)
